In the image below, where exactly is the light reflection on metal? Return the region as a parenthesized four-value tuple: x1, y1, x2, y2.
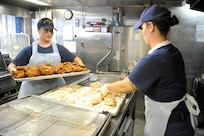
(24, 0, 51, 6)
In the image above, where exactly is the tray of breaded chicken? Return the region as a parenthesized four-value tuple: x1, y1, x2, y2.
(12, 62, 90, 82)
(40, 81, 126, 116)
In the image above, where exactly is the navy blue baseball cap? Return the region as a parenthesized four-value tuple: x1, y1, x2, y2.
(37, 18, 57, 31)
(133, 5, 171, 29)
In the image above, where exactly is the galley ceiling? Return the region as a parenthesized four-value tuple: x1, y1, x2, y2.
(0, 0, 184, 10)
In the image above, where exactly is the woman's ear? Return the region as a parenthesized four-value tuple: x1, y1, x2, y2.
(148, 22, 154, 32)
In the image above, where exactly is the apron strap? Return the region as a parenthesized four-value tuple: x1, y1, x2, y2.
(184, 93, 200, 129)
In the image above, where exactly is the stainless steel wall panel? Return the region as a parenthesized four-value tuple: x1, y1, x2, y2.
(168, 6, 204, 89)
(74, 32, 112, 73)
(107, 26, 146, 72)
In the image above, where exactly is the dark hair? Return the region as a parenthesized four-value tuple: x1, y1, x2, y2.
(151, 15, 179, 35)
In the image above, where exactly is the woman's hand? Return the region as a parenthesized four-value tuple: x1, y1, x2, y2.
(7, 63, 17, 73)
(74, 56, 85, 66)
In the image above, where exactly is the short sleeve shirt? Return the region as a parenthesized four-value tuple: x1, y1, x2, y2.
(128, 43, 186, 102)
(13, 44, 76, 66)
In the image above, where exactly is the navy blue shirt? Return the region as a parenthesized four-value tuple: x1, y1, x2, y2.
(128, 44, 186, 102)
(13, 44, 76, 66)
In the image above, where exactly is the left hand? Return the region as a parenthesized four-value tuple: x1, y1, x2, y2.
(74, 56, 85, 67)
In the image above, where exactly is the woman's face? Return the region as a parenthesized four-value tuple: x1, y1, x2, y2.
(140, 22, 150, 46)
(38, 28, 53, 42)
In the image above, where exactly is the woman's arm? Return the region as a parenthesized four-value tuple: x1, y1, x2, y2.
(102, 77, 138, 94)
(74, 56, 85, 66)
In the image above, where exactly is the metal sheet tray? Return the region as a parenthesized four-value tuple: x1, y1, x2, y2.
(0, 95, 111, 136)
(13, 70, 90, 82)
(41, 85, 126, 116)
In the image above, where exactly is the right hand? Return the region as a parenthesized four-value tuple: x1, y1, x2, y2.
(10, 68, 17, 73)
(100, 84, 110, 98)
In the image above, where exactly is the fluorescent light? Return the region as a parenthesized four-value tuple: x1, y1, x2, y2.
(24, 0, 50, 6)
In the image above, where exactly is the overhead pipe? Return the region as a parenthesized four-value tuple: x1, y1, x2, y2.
(81, 5, 86, 28)
(38, 8, 41, 19)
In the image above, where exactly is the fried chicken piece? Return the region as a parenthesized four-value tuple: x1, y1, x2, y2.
(54, 63, 65, 74)
(25, 65, 40, 77)
(49, 61, 88, 75)
(72, 62, 87, 72)
(63, 62, 72, 66)
(54, 62, 87, 74)
(63, 62, 73, 73)
(12, 66, 28, 78)
(16, 65, 28, 71)
(12, 70, 26, 78)
(39, 63, 55, 75)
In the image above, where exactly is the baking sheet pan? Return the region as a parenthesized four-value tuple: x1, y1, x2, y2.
(41, 86, 126, 116)
(13, 70, 90, 82)
(64, 95, 126, 116)
(42, 95, 126, 116)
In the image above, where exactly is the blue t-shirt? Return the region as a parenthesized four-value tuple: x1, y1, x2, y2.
(128, 44, 186, 102)
(13, 44, 76, 66)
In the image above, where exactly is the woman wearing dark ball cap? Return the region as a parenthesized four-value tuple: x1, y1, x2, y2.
(8, 17, 85, 98)
(99, 5, 198, 136)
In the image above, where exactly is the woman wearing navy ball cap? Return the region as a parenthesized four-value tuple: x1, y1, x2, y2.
(8, 18, 84, 98)
(100, 5, 198, 136)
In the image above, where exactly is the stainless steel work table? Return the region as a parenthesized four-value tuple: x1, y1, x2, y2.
(102, 91, 137, 136)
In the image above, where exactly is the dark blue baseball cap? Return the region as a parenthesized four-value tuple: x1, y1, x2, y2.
(37, 18, 57, 31)
(133, 5, 171, 29)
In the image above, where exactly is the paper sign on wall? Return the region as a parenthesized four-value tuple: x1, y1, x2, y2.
(64, 41, 76, 53)
(196, 25, 204, 42)
(63, 25, 73, 40)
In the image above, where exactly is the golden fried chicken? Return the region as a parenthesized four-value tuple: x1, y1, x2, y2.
(39, 63, 55, 75)
(25, 65, 40, 77)
(12, 66, 28, 78)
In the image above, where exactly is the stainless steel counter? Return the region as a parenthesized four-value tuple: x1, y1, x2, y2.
(102, 91, 137, 136)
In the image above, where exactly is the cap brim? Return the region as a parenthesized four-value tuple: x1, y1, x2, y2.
(41, 26, 57, 31)
(133, 21, 143, 30)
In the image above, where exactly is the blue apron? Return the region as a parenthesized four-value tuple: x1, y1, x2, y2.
(18, 41, 65, 98)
